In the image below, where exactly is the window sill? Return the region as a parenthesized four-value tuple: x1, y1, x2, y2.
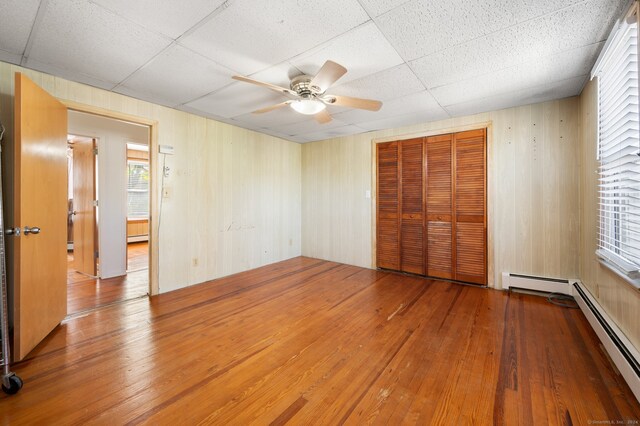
(127, 218, 149, 223)
(596, 250, 640, 291)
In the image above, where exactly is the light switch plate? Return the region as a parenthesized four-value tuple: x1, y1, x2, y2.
(159, 144, 174, 155)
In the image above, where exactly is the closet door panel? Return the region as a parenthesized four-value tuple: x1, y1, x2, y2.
(377, 142, 400, 270)
(400, 139, 424, 274)
(426, 134, 453, 279)
(454, 129, 486, 284)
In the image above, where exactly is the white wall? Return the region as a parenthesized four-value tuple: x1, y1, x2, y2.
(0, 61, 302, 294)
(68, 110, 149, 279)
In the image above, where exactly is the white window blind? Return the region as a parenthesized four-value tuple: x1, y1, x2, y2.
(592, 17, 640, 275)
(127, 160, 149, 219)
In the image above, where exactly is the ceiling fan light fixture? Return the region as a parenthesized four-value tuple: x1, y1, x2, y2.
(290, 99, 326, 115)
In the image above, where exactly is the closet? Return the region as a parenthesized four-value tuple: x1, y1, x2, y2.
(376, 128, 486, 285)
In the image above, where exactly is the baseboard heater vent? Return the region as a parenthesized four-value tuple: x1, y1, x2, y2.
(573, 282, 640, 403)
(502, 272, 572, 295)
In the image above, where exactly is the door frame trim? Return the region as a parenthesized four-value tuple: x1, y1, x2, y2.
(61, 100, 159, 296)
(370, 121, 494, 288)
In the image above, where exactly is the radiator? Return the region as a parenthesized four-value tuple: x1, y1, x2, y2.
(502, 272, 573, 295)
(573, 282, 640, 403)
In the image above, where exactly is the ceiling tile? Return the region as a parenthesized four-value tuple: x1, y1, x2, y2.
(277, 116, 350, 136)
(411, 0, 626, 88)
(0, 49, 22, 65)
(357, 110, 443, 132)
(357, 0, 413, 18)
(183, 82, 286, 119)
(444, 74, 587, 117)
(179, 0, 370, 75)
(289, 22, 404, 86)
(0, 0, 40, 56)
(27, 0, 171, 85)
(91, 0, 227, 40)
(253, 128, 293, 140)
(296, 124, 367, 142)
(329, 64, 425, 102)
(232, 107, 310, 129)
(22, 58, 117, 90)
(332, 90, 448, 124)
(431, 42, 602, 107)
(375, 0, 584, 61)
(115, 45, 236, 107)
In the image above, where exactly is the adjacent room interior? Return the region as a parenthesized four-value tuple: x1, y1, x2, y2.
(65, 112, 151, 315)
(0, 0, 639, 423)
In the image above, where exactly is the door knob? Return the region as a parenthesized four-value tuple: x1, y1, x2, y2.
(23, 226, 40, 235)
(5, 228, 20, 236)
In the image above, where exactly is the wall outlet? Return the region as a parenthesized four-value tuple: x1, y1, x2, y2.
(365, 190, 371, 199)
(163, 187, 171, 198)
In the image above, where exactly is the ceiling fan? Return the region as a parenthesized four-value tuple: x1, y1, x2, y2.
(232, 60, 382, 124)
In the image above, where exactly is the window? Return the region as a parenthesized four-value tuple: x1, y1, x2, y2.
(593, 14, 640, 277)
(127, 160, 149, 219)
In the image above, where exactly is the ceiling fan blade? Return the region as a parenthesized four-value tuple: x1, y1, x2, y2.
(328, 95, 382, 111)
(314, 109, 332, 124)
(252, 101, 293, 114)
(310, 60, 347, 92)
(232, 75, 298, 97)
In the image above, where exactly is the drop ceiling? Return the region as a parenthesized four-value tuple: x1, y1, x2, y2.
(0, 0, 626, 143)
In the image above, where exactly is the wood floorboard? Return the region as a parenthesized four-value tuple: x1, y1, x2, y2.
(1, 257, 638, 424)
(66, 242, 149, 315)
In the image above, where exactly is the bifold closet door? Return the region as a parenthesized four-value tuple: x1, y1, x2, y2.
(376, 142, 400, 270)
(454, 129, 486, 284)
(425, 134, 454, 280)
(376, 130, 486, 285)
(399, 138, 425, 274)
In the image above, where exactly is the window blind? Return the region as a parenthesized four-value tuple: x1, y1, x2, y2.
(592, 18, 640, 273)
(127, 161, 149, 219)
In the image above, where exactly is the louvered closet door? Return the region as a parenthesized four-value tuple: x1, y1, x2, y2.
(454, 129, 486, 284)
(425, 134, 454, 279)
(377, 142, 400, 270)
(400, 138, 425, 274)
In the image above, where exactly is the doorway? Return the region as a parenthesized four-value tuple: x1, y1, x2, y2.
(66, 111, 151, 315)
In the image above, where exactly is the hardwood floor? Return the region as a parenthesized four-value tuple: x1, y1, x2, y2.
(2, 257, 638, 424)
(67, 242, 149, 315)
(127, 241, 149, 272)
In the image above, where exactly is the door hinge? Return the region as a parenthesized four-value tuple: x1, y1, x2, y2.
(93, 200, 98, 207)
(95, 250, 99, 259)
(93, 147, 98, 155)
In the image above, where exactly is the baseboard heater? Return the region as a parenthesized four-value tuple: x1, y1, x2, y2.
(572, 282, 640, 402)
(502, 272, 572, 295)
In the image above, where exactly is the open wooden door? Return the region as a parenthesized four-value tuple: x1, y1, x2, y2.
(72, 138, 97, 276)
(13, 73, 68, 360)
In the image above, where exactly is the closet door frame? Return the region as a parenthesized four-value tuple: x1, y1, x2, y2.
(371, 122, 493, 287)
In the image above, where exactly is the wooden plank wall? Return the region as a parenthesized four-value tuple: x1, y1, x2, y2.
(580, 79, 640, 350)
(0, 61, 302, 294)
(127, 219, 149, 237)
(301, 97, 581, 289)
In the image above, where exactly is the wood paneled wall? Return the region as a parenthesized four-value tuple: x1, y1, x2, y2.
(127, 219, 149, 237)
(580, 79, 640, 350)
(302, 97, 581, 288)
(127, 149, 149, 161)
(0, 61, 302, 294)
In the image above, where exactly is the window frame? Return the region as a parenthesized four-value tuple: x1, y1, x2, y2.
(593, 3, 640, 289)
